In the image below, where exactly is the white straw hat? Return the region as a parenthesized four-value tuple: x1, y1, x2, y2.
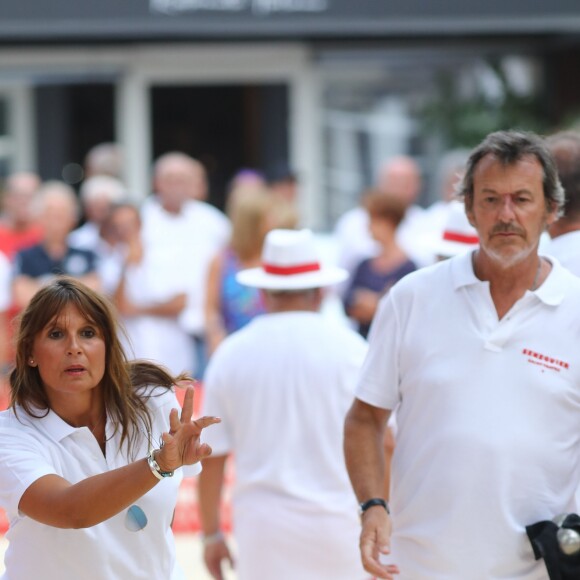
(236, 229, 348, 290)
(435, 201, 479, 258)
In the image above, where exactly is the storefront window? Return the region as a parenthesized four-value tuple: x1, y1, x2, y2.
(318, 49, 544, 230)
(0, 99, 6, 137)
(0, 96, 13, 178)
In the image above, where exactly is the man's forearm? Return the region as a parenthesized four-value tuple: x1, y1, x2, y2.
(198, 454, 228, 535)
(344, 399, 390, 502)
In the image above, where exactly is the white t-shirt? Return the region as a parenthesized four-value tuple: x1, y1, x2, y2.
(141, 197, 231, 337)
(0, 386, 200, 580)
(545, 231, 580, 277)
(68, 222, 100, 251)
(202, 312, 368, 579)
(356, 251, 580, 580)
(0, 252, 11, 311)
(120, 259, 194, 376)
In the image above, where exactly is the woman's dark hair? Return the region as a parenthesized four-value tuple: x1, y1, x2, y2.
(363, 189, 408, 228)
(10, 276, 190, 458)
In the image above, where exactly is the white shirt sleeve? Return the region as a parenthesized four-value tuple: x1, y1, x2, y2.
(0, 251, 12, 311)
(0, 415, 59, 516)
(199, 355, 232, 457)
(355, 288, 403, 411)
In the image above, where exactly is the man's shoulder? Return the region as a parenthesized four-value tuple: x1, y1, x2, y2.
(390, 257, 454, 297)
(550, 258, 580, 295)
(209, 315, 367, 381)
(66, 244, 96, 257)
(187, 200, 228, 222)
(334, 206, 366, 233)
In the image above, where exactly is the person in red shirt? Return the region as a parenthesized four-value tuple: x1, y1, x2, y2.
(0, 172, 43, 387)
(0, 172, 43, 259)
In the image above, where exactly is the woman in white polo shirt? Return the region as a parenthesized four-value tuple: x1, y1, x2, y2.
(0, 276, 220, 579)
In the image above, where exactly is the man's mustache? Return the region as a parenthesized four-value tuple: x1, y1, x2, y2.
(490, 223, 525, 236)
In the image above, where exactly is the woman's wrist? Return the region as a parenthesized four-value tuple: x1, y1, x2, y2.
(147, 449, 175, 480)
(155, 448, 176, 472)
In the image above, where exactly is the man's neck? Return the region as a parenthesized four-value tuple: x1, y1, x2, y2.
(43, 239, 68, 259)
(472, 250, 548, 319)
(549, 218, 580, 239)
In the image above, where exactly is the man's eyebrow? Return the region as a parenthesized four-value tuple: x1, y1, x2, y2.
(480, 187, 533, 195)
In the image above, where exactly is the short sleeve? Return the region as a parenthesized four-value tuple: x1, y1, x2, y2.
(355, 288, 403, 410)
(199, 355, 232, 457)
(0, 252, 11, 311)
(0, 415, 59, 516)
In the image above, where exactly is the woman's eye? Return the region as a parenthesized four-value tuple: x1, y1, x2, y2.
(48, 330, 63, 339)
(81, 329, 96, 338)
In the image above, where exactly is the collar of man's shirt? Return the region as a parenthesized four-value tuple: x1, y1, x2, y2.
(450, 250, 565, 306)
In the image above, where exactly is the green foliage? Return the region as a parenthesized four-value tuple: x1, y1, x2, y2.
(420, 60, 548, 149)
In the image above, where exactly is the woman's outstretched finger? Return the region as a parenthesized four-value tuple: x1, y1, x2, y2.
(169, 408, 181, 434)
(179, 385, 195, 423)
(192, 416, 221, 432)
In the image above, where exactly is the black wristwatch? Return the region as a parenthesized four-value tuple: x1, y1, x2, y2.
(359, 498, 390, 517)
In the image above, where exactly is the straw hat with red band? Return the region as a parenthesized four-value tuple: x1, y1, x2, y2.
(435, 201, 480, 258)
(236, 229, 348, 290)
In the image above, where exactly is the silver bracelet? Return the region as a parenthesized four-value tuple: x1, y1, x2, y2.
(202, 530, 225, 546)
(147, 449, 174, 480)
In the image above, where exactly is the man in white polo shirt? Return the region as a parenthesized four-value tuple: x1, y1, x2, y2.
(545, 130, 580, 277)
(344, 130, 580, 580)
(198, 229, 369, 580)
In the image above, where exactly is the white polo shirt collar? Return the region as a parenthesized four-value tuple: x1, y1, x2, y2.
(24, 406, 92, 443)
(451, 250, 565, 306)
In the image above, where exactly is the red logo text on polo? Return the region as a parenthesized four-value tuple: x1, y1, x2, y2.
(522, 348, 570, 373)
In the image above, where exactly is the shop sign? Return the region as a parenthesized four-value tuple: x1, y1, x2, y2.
(149, 0, 329, 15)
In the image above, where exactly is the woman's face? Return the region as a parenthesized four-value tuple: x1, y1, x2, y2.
(29, 304, 106, 406)
(368, 215, 396, 243)
(111, 206, 141, 243)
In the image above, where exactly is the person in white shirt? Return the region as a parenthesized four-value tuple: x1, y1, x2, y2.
(113, 203, 193, 376)
(334, 155, 430, 300)
(0, 276, 220, 579)
(344, 130, 580, 580)
(198, 229, 369, 580)
(12, 181, 101, 309)
(68, 175, 126, 254)
(545, 130, 580, 276)
(141, 152, 231, 377)
(433, 199, 480, 261)
(422, 148, 471, 249)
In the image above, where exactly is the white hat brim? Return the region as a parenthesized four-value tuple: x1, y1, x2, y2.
(435, 239, 479, 258)
(236, 266, 348, 290)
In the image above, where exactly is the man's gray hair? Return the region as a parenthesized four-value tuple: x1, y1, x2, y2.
(457, 130, 565, 217)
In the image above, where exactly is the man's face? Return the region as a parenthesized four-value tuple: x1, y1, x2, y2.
(155, 162, 193, 213)
(377, 158, 421, 207)
(110, 206, 141, 243)
(5, 174, 40, 226)
(155, 159, 207, 213)
(85, 194, 113, 226)
(466, 154, 557, 267)
(40, 195, 78, 242)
